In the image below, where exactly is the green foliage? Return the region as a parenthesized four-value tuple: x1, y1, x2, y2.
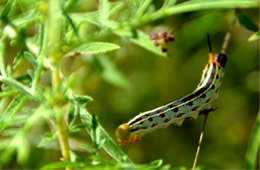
(246, 111, 260, 169)
(0, 0, 258, 169)
(238, 13, 258, 32)
(67, 42, 120, 56)
(248, 31, 260, 41)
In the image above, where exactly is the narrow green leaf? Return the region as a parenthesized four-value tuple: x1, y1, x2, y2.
(136, 0, 153, 18)
(91, 114, 101, 151)
(22, 106, 52, 132)
(38, 133, 58, 147)
(68, 124, 89, 133)
(248, 31, 260, 41)
(68, 93, 93, 127)
(68, 42, 120, 56)
(79, 107, 133, 164)
(62, 7, 79, 37)
(238, 14, 258, 32)
(0, 77, 34, 98)
(148, 159, 163, 168)
(1, 128, 20, 137)
(136, 0, 259, 25)
(70, 1, 123, 28)
(79, 143, 95, 153)
(13, 49, 25, 69)
(26, 33, 41, 55)
(0, 40, 7, 77)
(246, 111, 260, 169)
(99, 0, 109, 26)
(0, 139, 17, 165)
(70, 11, 101, 26)
(0, 89, 20, 97)
(90, 154, 116, 166)
(0, 94, 27, 131)
(161, 0, 177, 9)
(16, 133, 29, 164)
(108, 1, 124, 18)
(136, 159, 164, 169)
(115, 28, 168, 57)
(74, 95, 93, 106)
(68, 101, 78, 127)
(1, 115, 27, 127)
(41, 161, 83, 170)
(24, 51, 38, 68)
(12, 9, 39, 27)
(97, 139, 106, 150)
(70, 151, 88, 163)
(0, 0, 16, 22)
(31, 24, 46, 93)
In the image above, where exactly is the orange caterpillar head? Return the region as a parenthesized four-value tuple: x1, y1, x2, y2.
(115, 123, 142, 145)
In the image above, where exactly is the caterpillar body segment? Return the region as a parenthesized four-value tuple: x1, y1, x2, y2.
(116, 39, 227, 145)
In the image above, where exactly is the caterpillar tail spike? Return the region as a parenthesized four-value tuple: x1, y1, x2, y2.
(116, 35, 227, 145)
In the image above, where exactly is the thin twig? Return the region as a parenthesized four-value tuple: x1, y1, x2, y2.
(132, 1, 258, 27)
(0, 76, 35, 98)
(0, 40, 7, 77)
(31, 24, 46, 93)
(192, 113, 208, 169)
(221, 12, 237, 54)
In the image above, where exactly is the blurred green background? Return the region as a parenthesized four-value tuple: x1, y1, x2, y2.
(71, 11, 259, 169)
(1, 0, 259, 168)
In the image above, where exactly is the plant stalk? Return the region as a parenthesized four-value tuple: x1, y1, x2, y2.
(56, 107, 71, 162)
(31, 24, 46, 93)
(0, 76, 34, 98)
(192, 113, 208, 169)
(133, 0, 258, 26)
(0, 40, 7, 77)
(46, 0, 71, 168)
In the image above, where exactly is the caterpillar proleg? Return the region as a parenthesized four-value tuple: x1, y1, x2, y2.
(116, 35, 227, 145)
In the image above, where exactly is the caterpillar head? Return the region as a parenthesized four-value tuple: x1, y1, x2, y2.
(215, 53, 227, 67)
(115, 123, 142, 145)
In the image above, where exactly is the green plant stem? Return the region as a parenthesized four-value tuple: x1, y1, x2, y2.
(56, 107, 71, 163)
(0, 90, 20, 97)
(52, 68, 71, 165)
(31, 24, 46, 93)
(246, 111, 260, 169)
(0, 95, 28, 132)
(0, 76, 34, 98)
(47, 0, 71, 168)
(133, 0, 259, 26)
(0, 40, 7, 77)
(79, 107, 134, 165)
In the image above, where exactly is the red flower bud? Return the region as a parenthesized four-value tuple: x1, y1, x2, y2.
(149, 33, 158, 40)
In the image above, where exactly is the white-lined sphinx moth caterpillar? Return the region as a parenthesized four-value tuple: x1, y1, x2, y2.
(116, 35, 227, 145)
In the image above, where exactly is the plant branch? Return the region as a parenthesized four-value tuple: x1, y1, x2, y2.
(192, 113, 208, 169)
(0, 40, 7, 77)
(47, 0, 71, 168)
(56, 107, 71, 163)
(246, 111, 260, 169)
(79, 107, 134, 165)
(221, 11, 237, 53)
(133, 0, 259, 26)
(31, 24, 46, 93)
(0, 76, 34, 98)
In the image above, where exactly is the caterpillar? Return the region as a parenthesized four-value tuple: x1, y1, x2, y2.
(116, 34, 227, 145)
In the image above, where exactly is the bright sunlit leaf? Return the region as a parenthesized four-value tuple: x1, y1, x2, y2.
(248, 31, 260, 42)
(67, 42, 120, 56)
